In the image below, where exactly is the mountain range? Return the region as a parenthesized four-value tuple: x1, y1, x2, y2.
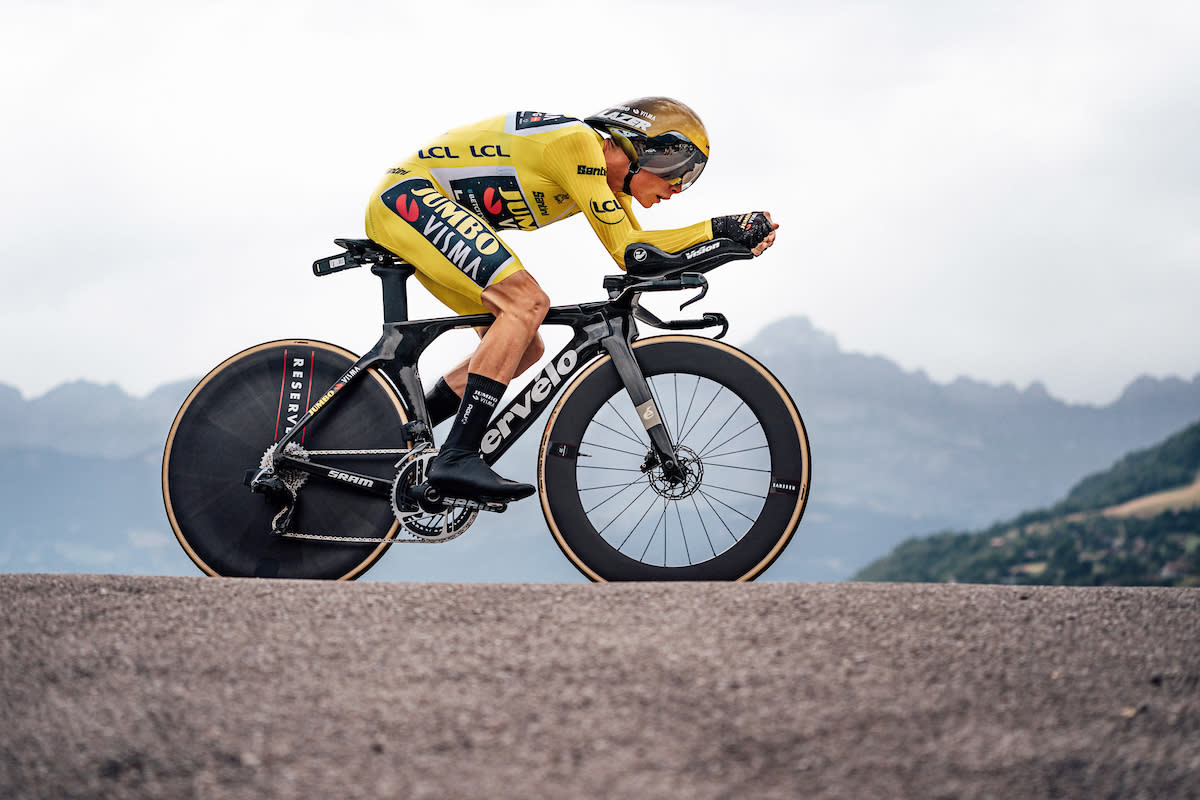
(2, 315, 1198, 582)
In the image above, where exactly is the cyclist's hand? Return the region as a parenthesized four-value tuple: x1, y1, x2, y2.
(711, 212, 780, 256)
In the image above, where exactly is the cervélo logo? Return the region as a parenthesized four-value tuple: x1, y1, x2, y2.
(481, 348, 582, 455)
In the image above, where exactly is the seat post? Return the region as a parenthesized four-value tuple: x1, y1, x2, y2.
(372, 264, 415, 324)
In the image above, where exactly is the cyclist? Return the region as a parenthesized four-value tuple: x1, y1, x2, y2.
(365, 97, 779, 503)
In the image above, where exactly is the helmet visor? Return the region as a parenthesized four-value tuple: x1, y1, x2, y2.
(633, 132, 708, 191)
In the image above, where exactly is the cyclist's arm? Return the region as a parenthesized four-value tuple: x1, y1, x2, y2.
(544, 130, 712, 268)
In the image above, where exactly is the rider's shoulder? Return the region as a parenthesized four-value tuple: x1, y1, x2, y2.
(500, 111, 590, 138)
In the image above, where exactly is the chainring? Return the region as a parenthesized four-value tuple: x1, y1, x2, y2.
(390, 446, 477, 542)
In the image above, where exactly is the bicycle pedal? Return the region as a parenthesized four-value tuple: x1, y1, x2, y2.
(441, 496, 510, 514)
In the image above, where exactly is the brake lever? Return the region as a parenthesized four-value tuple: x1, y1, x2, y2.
(679, 273, 708, 310)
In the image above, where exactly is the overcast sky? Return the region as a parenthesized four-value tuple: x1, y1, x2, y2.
(3, 0, 1198, 406)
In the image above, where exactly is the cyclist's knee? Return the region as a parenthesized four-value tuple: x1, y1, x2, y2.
(523, 333, 546, 364)
(483, 272, 550, 329)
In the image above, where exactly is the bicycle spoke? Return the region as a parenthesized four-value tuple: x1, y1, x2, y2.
(697, 488, 758, 525)
(577, 464, 645, 473)
(703, 462, 772, 475)
(696, 402, 746, 459)
(674, 501, 691, 564)
(678, 382, 724, 447)
(591, 416, 646, 449)
(586, 475, 649, 516)
(640, 500, 668, 562)
(581, 439, 647, 458)
(677, 374, 702, 443)
(705, 444, 770, 460)
(579, 481, 649, 492)
(602, 398, 648, 446)
(699, 489, 742, 543)
(612, 486, 661, 547)
(690, 494, 719, 557)
(701, 420, 760, 460)
(646, 376, 676, 443)
(703, 483, 768, 500)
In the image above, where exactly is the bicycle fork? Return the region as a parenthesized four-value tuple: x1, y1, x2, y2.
(598, 317, 688, 485)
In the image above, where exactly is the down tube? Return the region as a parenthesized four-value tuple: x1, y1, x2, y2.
(479, 333, 605, 465)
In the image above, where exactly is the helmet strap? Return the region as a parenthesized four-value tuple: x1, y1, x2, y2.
(622, 164, 640, 195)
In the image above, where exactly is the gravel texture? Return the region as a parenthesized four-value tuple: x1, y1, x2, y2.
(1, 574, 1197, 799)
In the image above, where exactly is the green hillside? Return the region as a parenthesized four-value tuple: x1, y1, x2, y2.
(854, 419, 1200, 586)
(1054, 418, 1200, 513)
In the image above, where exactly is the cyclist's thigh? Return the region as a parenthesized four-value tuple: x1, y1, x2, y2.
(367, 168, 524, 316)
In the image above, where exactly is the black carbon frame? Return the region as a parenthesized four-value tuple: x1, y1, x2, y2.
(265, 250, 734, 492)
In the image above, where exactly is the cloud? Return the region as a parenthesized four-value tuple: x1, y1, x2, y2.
(2, 0, 1199, 405)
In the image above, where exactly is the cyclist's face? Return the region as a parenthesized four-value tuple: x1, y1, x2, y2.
(629, 170, 682, 209)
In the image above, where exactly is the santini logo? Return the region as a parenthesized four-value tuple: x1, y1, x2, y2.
(685, 242, 720, 260)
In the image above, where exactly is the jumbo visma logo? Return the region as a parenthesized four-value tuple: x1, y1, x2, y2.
(381, 178, 514, 286)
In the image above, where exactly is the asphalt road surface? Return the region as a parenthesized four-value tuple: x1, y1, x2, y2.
(1, 575, 1197, 799)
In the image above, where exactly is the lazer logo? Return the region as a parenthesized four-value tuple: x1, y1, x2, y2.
(594, 110, 652, 131)
(329, 470, 375, 489)
(686, 242, 720, 260)
(481, 349, 582, 454)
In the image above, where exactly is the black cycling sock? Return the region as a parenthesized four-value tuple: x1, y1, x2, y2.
(441, 373, 506, 453)
(424, 377, 461, 427)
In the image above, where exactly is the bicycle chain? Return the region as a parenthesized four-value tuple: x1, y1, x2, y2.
(274, 495, 492, 544)
(260, 442, 482, 544)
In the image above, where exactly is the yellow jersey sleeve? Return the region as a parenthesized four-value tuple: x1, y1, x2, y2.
(542, 127, 712, 268)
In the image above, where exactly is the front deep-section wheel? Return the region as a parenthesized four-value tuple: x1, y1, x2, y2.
(162, 340, 409, 579)
(538, 336, 811, 581)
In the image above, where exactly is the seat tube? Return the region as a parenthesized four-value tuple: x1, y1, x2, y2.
(372, 265, 414, 324)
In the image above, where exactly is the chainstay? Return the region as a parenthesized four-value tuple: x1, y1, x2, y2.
(276, 530, 457, 544)
(304, 448, 411, 456)
(273, 498, 499, 544)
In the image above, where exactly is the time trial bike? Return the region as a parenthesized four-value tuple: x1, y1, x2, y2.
(161, 236, 811, 581)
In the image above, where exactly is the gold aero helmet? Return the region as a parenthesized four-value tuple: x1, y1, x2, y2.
(585, 97, 709, 191)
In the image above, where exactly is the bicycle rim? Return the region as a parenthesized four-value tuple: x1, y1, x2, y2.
(539, 336, 810, 581)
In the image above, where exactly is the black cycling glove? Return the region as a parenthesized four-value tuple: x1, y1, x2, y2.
(711, 212, 773, 250)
